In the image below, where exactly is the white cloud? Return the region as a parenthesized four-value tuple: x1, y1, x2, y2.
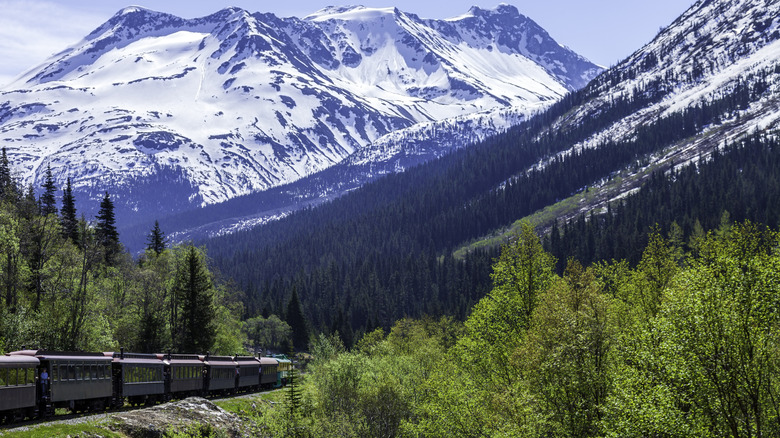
(0, 0, 107, 87)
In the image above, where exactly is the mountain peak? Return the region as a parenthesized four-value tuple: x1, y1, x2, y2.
(105, 5, 179, 25)
(465, 4, 521, 18)
(305, 5, 400, 22)
(114, 5, 152, 16)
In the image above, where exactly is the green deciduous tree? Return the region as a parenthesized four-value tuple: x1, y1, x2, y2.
(522, 260, 614, 437)
(411, 223, 556, 437)
(0, 207, 25, 313)
(604, 223, 780, 437)
(244, 314, 292, 353)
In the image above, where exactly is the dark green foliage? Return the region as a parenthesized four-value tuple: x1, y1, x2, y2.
(547, 133, 780, 270)
(95, 191, 120, 265)
(330, 309, 354, 349)
(146, 220, 167, 255)
(60, 178, 78, 244)
(286, 288, 309, 351)
(40, 164, 57, 216)
(0, 147, 14, 201)
(172, 246, 216, 353)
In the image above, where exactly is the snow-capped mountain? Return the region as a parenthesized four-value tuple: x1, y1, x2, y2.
(554, 0, 780, 163)
(495, 0, 780, 231)
(0, 4, 600, 228)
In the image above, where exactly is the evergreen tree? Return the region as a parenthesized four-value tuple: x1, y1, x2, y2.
(40, 164, 57, 216)
(286, 287, 309, 351)
(286, 343, 304, 438)
(95, 191, 120, 265)
(0, 147, 12, 200)
(146, 220, 167, 255)
(172, 246, 216, 352)
(60, 178, 78, 244)
(19, 184, 37, 220)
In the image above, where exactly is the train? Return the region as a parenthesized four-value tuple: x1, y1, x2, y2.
(0, 349, 289, 424)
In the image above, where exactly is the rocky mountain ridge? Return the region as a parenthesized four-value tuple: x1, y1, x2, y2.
(0, 4, 600, 232)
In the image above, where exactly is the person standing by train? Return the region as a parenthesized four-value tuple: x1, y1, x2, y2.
(40, 368, 49, 398)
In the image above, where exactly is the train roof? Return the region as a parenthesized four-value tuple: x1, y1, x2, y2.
(203, 355, 235, 366)
(9, 350, 112, 362)
(234, 356, 261, 366)
(105, 352, 164, 365)
(156, 354, 203, 366)
(0, 354, 39, 367)
(258, 357, 279, 365)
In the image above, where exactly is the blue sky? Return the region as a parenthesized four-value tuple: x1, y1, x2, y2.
(0, 0, 694, 86)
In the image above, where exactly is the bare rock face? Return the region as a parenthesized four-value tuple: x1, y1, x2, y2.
(111, 397, 247, 437)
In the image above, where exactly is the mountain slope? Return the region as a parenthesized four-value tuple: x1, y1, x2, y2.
(0, 4, 599, 228)
(202, 0, 780, 332)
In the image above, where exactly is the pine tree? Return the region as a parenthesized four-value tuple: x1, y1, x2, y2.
(95, 191, 120, 265)
(286, 342, 303, 438)
(40, 164, 57, 216)
(172, 246, 215, 352)
(0, 147, 12, 199)
(60, 178, 79, 244)
(146, 220, 167, 255)
(286, 288, 309, 351)
(19, 184, 37, 220)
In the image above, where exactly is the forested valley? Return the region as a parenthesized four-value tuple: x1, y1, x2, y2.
(206, 65, 780, 345)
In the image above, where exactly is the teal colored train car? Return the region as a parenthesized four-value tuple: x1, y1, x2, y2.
(271, 354, 292, 387)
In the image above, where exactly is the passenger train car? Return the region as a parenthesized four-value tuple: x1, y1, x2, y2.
(0, 349, 285, 424)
